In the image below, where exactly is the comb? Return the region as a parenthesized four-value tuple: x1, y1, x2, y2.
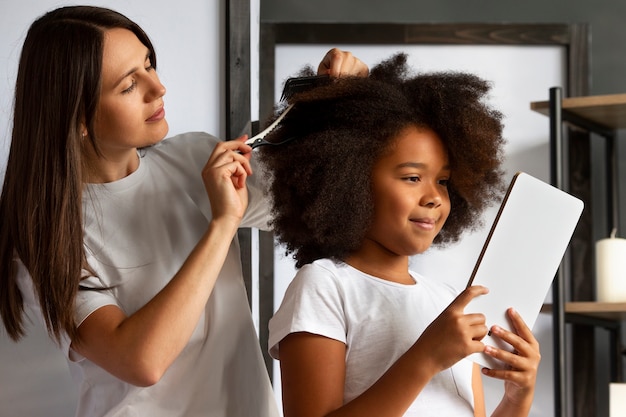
(280, 74, 330, 101)
(244, 75, 330, 149)
(244, 104, 294, 149)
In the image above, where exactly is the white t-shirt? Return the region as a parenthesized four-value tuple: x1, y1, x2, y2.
(269, 258, 475, 417)
(17, 132, 279, 417)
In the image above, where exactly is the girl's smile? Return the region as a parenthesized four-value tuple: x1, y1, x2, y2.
(411, 217, 438, 231)
(347, 124, 451, 282)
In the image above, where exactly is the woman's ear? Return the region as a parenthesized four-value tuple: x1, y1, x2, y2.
(79, 121, 88, 139)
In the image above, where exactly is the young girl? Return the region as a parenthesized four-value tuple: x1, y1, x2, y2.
(0, 5, 367, 416)
(259, 54, 541, 417)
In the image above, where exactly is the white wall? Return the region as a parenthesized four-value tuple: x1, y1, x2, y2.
(0, 1, 223, 416)
(272, 44, 564, 417)
(0, 0, 224, 177)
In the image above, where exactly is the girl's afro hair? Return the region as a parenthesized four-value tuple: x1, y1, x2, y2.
(258, 53, 506, 268)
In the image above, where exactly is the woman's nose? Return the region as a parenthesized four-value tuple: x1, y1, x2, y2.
(146, 74, 166, 101)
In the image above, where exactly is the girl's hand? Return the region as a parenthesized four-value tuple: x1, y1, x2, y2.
(482, 308, 540, 412)
(202, 136, 253, 223)
(317, 48, 369, 77)
(415, 285, 490, 373)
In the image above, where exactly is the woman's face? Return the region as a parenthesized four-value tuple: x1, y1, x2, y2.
(93, 28, 168, 157)
(365, 125, 451, 257)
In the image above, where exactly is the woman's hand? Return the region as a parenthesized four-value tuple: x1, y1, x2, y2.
(202, 136, 253, 223)
(317, 48, 369, 77)
(483, 308, 540, 416)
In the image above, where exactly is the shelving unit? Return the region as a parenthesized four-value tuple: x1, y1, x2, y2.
(532, 88, 626, 417)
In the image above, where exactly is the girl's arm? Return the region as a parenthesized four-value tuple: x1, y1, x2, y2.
(71, 138, 253, 386)
(279, 286, 490, 417)
(484, 308, 541, 417)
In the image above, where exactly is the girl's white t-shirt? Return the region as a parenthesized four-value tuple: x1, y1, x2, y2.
(269, 258, 475, 417)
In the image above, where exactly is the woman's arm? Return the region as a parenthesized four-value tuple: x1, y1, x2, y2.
(72, 139, 253, 386)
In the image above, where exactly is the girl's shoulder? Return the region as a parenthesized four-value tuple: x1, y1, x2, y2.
(410, 270, 460, 300)
(282, 259, 365, 304)
(291, 259, 346, 289)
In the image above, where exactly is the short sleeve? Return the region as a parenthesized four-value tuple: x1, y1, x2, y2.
(268, 263, 347, 359)
(74, 275, 120, 327)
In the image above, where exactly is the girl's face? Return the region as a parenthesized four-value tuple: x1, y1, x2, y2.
(365, 125, 451, 258)
(93, 28, 168, 158)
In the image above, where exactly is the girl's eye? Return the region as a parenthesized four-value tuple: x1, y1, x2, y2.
(438, 178, 450, 187)
(122, 80, 137, 94)
(405, 176, 420, 183)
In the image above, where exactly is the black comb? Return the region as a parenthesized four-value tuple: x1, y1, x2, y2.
(242, 75, 330, 149)
(280, 74, 330, 101)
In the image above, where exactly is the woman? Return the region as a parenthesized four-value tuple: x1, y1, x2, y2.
(0, 5, 367, 416)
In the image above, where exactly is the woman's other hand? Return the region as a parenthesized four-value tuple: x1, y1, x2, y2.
(317, 48, 369, 77)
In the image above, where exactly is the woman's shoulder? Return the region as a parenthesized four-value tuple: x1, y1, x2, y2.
(142, 132, 220, 172)
(154, 131, 220, 154)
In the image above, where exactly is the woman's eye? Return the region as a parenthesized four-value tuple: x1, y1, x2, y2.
(438, 178, 450, 187)
(122, 80, 137, 94)
(405, 176, 420, 183)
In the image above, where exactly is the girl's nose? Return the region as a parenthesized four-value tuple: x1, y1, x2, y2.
(420, 183, 443, 207)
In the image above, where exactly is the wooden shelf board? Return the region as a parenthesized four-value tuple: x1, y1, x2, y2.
(530, 93, 626, 130)
(543, 301, 626, 321)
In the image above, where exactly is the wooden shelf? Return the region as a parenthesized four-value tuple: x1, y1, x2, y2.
(543, 302, 626, 321)
(566, 301, 626, 321)
(531, 93, 626, 130)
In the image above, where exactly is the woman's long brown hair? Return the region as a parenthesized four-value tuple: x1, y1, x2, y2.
(0, 6, 156, 344)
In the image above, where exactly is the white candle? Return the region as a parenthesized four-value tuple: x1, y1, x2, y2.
(596, 229, 626, 302)
(610, 383, 626, 416)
